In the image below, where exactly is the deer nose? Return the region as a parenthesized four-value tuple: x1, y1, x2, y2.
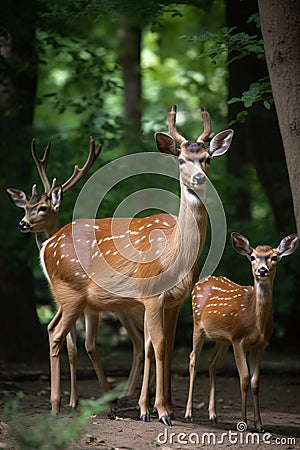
(18, 220, 30, 231)
(193, 173, 206, 185)
(258, 267, 269, 277)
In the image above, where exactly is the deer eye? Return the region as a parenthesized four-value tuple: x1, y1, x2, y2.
(38, 206, 47, 213)
(178, 158, 185, 166)
(250, 255, 256, 262)
(271, 255, 278, 262)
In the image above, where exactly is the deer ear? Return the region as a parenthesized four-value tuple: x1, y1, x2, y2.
(155, 132, 180, 157)
(209, 129, 234, 157)
(276, 233, 298, 257)
(231, 232, 252, 258)
(6, 188, 28, 208)
(50, 184, 63, 211)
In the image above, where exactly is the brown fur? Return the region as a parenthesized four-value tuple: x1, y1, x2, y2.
(185, 233, 298, 431)
(41, 107, 233, 423)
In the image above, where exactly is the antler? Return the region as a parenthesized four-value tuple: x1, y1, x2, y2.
(31, 139, 52, 193)
(196, 107, 214, 144)
(167, 105, 188, 146)
(31, 179, 56, 197)
(31, 137, 101, 195)
(61, 137, 102, 193)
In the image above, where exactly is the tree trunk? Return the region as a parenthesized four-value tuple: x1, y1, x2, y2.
(0, 0, 47, 362)
(258, 0, 300, 237)
(118, 16, 142, 145)
(227, 0, 295, 236)
(258, 0, 300, 341)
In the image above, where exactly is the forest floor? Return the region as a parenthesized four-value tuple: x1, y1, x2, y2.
(0, 345, 299, 450)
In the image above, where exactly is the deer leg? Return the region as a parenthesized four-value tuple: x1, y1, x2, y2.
(148, 310, 170, 425)
(139, 317, 154, 422)
(48, 320, 62, 415)
(48, 295, 85, 415)
(117, 310, 144, 396)
(66, 326, 78, 411)
(140, 304, 171, 425)
(161, 305, 181, 418)
(184, 328, 205, 421)
(48, 318, 72, 414)
(232, 343, 249, 426)
(84, 309, 111, 395)
(48, 306, 64, 412)
(208, 342, 230, 424)
(47, 307, 62, 332)
(249, 347, 265, 432)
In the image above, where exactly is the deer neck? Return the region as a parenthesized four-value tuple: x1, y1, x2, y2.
(253, 278, 274, 338)
(172, 184, 208, 268)
(35, 216, 60, 251)
(35, 232, 50, 251)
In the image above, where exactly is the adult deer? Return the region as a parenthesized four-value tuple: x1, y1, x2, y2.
(185, 232, 298, 431)
(6, 138, 145, 410)
(40, 105, 233, 425)
(7, 138, 100, 250)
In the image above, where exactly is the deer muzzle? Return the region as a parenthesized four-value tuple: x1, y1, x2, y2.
(192, 172, 206, 185)
(257, 266, 269, 278)
(18, 220, 32, 233)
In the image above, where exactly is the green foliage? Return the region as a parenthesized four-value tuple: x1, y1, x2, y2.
(1, 387, 123, 450)
(39, 0, 213, 24)
(182, 26, 265, 64)
(35, 24, 124, 142)
(1, 392, 24, 420)
(181, 25, 273, 115)
(228, 77, 273, 109)
(247, 12, 260, 29)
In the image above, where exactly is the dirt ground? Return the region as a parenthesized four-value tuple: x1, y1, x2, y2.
(0, 345, 299, 450)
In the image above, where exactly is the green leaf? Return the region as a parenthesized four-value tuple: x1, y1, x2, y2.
(227, 97, 241, 104)
(236, 110, 248, 123)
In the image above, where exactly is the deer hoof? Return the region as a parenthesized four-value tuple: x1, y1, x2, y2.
(140, 413, 151, 422)
(184, 415, 193, 423)
(159, 415, 173, 426)
(210, 417, 218, 425)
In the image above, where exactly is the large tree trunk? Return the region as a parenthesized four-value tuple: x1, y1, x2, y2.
(0, 0, 47, 362)
(226, 0, 294, 236)
(258, 0, 300, 236)
(258, 0, 300, 341)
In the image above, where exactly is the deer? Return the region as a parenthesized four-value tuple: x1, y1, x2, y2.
(39, 105, 233, 426)
(184, 231, 298, 431)
(7, 138, 101, 251)
(6, 138, 146, 413)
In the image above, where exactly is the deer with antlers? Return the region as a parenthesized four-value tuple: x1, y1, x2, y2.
(6, 138, 146, 412)
(7, 138, 101, 250)
(38, 105, 233, 425)
(184, 232, 298, 431)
